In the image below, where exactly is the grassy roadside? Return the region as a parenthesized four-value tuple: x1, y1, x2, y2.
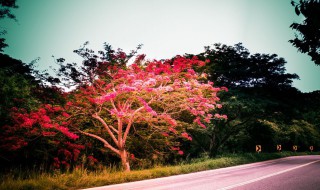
(1, 152, 318, 190)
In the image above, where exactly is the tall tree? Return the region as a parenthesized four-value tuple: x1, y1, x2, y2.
(0, 0, 18, 52)
(290, 0, 320, 65)
(7, 55, 227, 172)
(184, 43, 300, 156)
(189, 43, 299, 91)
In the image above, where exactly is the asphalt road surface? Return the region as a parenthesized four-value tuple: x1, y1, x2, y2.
(84, 155, 320, 190)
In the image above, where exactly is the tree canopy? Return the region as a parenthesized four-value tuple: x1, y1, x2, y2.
(0, 0, 18, 52)
(290, 0, 320, 65)
(188, 43, 299, 90)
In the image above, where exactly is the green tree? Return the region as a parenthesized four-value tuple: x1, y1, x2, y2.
(191, 43, 299, 89)
(290, 0, 320, 65)
(0, 0, 18, 52)
(185, 43, 301, 156)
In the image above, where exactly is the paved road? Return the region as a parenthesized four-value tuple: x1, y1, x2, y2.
(84, 155, 320, 190)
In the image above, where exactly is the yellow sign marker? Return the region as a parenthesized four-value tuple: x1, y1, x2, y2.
(277, 145, 282, 151)
(310, 146, 314, 151)
(256, 145, 262, 153)
(293, 145, 298, 151)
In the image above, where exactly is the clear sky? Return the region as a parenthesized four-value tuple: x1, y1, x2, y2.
(1, 0, 319, 92)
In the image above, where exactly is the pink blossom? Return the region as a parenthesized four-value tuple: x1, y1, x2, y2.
(22, 118, 36, 127)
(42, 131, 57, 136)
(181, 132, 192, 141)
(65, 142, 85, 150)
(110, 109, 125, 117)
(190, 108, 198, 116)
(146, 88, 154, 92)
(53, 157, 60, 168)
(194, 117, 207, 128)
(221, 115, 228, 120)
(137, 97, 158, 116)
(161, 114, 177, 126)
(73, 149, 80, 161)
(178, 150, 184, 155)
(188, 98, 196, 103)
(214, 114, 228, 120)
(119, 84, 137, 92)
(62, 112, 70, 118)
(42, 123, 53, 129)
(205, 103, 215, 109)
(94, 92, 117, 104)
(171, 147, 180, 151)
(57, 126, 79, 140)
(42, 115, 51, 123)
(168, 127, 177, 134)
(144, 78, 157, 86)
(221, 86, 228, 92)
(187, 69, 196, 75)
(162, 132, 169, 137)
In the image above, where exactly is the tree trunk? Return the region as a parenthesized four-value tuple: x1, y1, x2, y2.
(119, 149, 130, 172)
(209, 132, 219, 158)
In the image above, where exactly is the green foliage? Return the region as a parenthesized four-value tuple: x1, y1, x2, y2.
(189, 43, 299, 89)
(0, 152, 317, 190)
(290, 0, 320, 65)
(0, 0, 18, 52)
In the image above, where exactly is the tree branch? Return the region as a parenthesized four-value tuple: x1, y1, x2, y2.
(92, 114, 119, 148)
(123, 106, 144, 144)
(76, 129, 120, 155)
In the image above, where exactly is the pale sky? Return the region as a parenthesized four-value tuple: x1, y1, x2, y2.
(2, 0, 320, 92)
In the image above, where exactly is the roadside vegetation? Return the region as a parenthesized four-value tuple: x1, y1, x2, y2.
(1, 152, 319, 190)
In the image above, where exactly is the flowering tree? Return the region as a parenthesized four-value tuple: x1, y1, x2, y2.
(5, 55, 227, 172)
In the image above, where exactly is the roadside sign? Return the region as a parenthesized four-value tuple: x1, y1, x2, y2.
(277, 145, 282, 151)
(310, 146, 314, 152)
(256, 145, 262, 153)
(293, 145, 298, 151)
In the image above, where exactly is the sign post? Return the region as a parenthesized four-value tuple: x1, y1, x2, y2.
(293, 145, 298, 152)
(277, 145, 282, 152)
(310, 146, 314, 152)
(256, 145, 262, 153)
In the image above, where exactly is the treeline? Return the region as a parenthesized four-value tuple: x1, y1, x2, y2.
(0, 42, 319, 172)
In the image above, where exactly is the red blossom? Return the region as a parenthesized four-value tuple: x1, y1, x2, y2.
(62, 112, 70, 118)
(87, 155, 98, 166)
(181, 132, 192, 141)
(162, 132, 169, 137)
(73, 149, 81, 161)
(56, 126, 79, 140)
(42, 131, 57, 136)
(53, 157, 60, 169)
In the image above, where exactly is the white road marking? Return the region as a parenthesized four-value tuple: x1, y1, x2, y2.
(218, 159, 320, 190)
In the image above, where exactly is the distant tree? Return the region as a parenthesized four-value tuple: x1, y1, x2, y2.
(189, 43, 299, 91)
(0, 53, 70, 170)
(289, 0, 320, 65)
(0, 0, 18, 52)
(51, 42, 142, 88)
(184, 43, 301, 156)
(187, 90, 260, 157)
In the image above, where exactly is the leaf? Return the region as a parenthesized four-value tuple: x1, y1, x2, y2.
(291, 1, 295, 6)
(295, 6, 300, 15)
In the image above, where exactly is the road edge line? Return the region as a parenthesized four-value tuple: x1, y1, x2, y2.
(218, 159, 320, 190)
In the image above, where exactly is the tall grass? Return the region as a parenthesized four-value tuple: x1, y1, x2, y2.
(0, 152, 318, 190)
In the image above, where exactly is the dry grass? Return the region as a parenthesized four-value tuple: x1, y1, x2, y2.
(0, 152, 317, 190)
